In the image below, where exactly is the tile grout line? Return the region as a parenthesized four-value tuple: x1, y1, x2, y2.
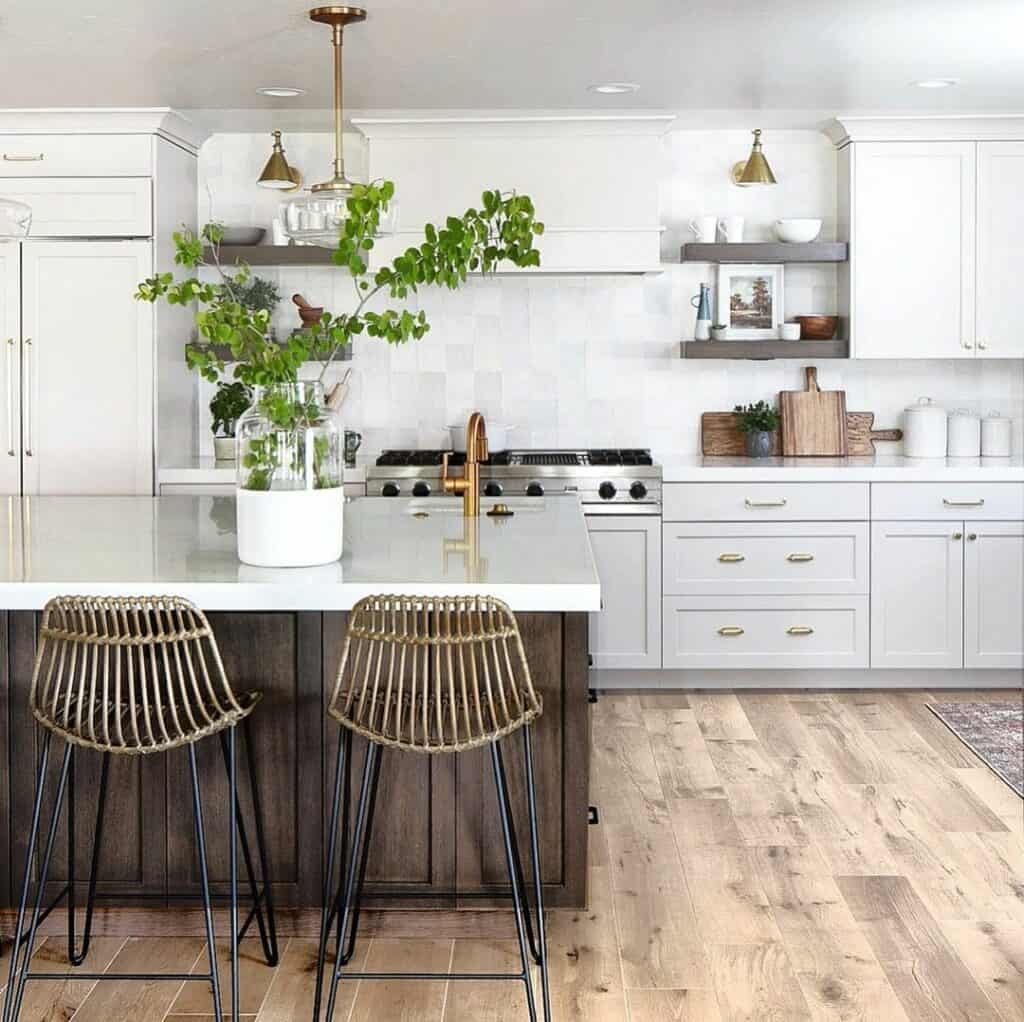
(251, 935, 291, 1022)
(437, 938, 456, 1022)
(69, 935, 131, 1022)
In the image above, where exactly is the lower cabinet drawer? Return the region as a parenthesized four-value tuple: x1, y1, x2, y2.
(664, 482, 869, 522)
(663, 522, 869, 595)
(662, 595, 869, 669)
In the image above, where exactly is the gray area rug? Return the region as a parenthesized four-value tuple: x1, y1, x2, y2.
(928, 700, 1023, 797)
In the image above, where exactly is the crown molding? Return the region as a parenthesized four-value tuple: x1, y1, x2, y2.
(352, 114, 675, 140)
(826, 114, 1024, 147)
(0, 108, 209, 153)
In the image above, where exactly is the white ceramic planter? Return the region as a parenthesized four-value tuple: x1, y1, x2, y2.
(213, 436, 236, 462)
(236, 487, 345, 567)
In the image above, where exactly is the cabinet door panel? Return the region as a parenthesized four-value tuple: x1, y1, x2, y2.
(0, 247, 20, 495)
(870, 522, 964, 668)
(964, 522, 1024, 669)
(852, 142, 975, 358)
(977, 141, 1024, 358)
(21, 241, 154, 495)
(587, 516, 661, 668)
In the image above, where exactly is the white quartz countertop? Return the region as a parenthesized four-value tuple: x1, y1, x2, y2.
(661, 454, 1024, 482)
(159, 458, 366, 485)
(0, 495, 600, 612)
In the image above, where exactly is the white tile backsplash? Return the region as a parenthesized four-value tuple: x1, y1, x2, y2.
(194, 128, 1024, 461)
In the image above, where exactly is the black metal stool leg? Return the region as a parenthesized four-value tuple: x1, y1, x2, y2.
(227, 725, 240, 1022)
(522, 724, 551, 1021)
(313, 729, 349, 1022)
(8, 742, 73, 1022)
(68, 752, 111, 967)
(3, 733, 51, 1022)
(491, 741, 538, 1022)
(324, 741, 381, 1022)
(66, 745, 76, 965)
(188, 743, 224, 1022)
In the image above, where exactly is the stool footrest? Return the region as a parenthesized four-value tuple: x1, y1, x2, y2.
(339, 971, 529, 982)
(21, 972, 215, 983)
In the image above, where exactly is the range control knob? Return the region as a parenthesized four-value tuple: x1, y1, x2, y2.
(411, 481, 431, 498)
(629, 481, 648, 500)
(526, 482, 544, 497)
(484, 481, 504, 497)
(598, 481, 617, 501)
(381, 482, 401, 497)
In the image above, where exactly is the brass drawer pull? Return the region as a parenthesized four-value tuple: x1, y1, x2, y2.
(786, 553, 814, 563)
(745, 498, 787, 509)
(786, 626, 814, 636)
(942, 498, 985, 508)
(717, 626, 745, 637)
(718, 553, 745, 563)
(2, 153, 44, 162)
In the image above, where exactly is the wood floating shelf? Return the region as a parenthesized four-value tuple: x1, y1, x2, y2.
(203, 245, 664, 275)
(681, 339, 849, 360)
(680, 242, 848, 263)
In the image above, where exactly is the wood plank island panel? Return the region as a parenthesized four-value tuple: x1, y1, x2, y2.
(1, 610, 590, 927)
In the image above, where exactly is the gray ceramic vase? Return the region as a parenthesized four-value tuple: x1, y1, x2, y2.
(745, 430, 774, 458)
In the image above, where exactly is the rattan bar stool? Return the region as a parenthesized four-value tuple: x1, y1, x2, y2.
(313, 594, 552, 1022)
(2, 596, 279, 1022)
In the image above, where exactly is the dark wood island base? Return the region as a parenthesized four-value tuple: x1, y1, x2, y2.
(0, 610, 590, 938)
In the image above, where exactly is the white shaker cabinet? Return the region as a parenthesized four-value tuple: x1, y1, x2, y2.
(848, 142, 976, 359)
(0, 247, 20, 495)
(586, 516, 661, 669)
(870, 521, 964, 669)
(21, 241, 154, 495)
(977, 141, 1024, 358)
(964, 522, 1024, 669)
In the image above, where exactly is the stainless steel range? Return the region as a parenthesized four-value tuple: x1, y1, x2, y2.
(369, 448, 662, 515)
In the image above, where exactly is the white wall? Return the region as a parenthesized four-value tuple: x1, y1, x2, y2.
(195, 128, 1023, 461)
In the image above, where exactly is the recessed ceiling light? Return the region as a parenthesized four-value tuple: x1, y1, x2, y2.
(257, 86, 307, 98)
(912, 78, 959, 89)
(588, 82, 639, 95)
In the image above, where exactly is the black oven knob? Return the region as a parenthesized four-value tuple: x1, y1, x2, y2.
(484, 481, 503, 497)
(381, 482, 400, 497)
(526, 482, 544, 497)
(629, 481, 648, 500)
(412, 481, 431, 498)
(598, 481, 617, 501)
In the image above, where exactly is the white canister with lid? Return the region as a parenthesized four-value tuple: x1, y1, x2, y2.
(947, 408, 981, 457)
(903, 397, 948, 458)
(981, 411, 1013, 457)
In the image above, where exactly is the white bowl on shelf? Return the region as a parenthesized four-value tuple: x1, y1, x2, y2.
(773, 218, 822, 243)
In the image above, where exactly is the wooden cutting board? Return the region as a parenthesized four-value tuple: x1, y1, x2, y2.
(779, 366, 848, 456)
(846, 412, 903, 456)
(702, 410, 901, 457)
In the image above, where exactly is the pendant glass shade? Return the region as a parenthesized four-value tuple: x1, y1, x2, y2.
(0, 197, 31, 240)
(257, 131, 301, 190)
(732, 129, 777, 186)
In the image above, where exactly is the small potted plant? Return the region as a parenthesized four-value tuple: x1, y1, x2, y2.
(734, 401, 780, 458)
(210, 381, 253, 461)
(711, 322, 731, 341)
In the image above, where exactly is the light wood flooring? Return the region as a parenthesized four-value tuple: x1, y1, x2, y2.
(2, 690, 1022, 1021)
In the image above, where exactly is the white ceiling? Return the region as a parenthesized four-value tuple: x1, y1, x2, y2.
(1, 0, 1022, 117)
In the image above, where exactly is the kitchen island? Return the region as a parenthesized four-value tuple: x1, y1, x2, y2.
(0, 495, 599, 934)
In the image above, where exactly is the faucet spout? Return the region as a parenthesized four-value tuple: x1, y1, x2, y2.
(442, 411, 488, 516)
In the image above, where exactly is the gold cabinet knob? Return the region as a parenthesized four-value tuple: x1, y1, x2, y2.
(953, 532, 963, 541)
(967, 532, 977, 541)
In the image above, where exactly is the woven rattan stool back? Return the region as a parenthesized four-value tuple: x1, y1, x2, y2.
(29, 595, 256, 755)
(328, 595, 542, 753)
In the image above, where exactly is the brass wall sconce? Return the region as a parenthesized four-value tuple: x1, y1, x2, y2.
(731, 128, 777, 186)
(257, 130, 302, 191)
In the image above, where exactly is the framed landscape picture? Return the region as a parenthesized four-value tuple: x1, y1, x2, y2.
(716, 264, 784, 339)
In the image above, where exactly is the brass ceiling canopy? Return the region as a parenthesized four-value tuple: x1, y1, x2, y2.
(731, 128, 778, 186)
(308, 5, 367, 195)
(257, 130, 302, 191)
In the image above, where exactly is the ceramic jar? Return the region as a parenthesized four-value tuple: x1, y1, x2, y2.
(903, 397, 947, 458)
(981, 412, 1013, 457)
(947, 409, 981, 457)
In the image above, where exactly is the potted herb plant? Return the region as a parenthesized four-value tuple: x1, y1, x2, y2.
(734, 401, 780, 458)
(137, 182, 543, 567)
(210, 381, 253, 461)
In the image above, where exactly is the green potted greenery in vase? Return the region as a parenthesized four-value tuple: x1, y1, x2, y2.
(735, 401, 780, 458)
(137, 183, 543, 567)
(210, 381, 253, 462)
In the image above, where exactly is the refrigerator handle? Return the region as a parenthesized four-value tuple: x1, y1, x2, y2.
(23, 337, 32, 457)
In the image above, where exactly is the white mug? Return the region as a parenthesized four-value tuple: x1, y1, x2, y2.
(688, 216, 717, 243)
(719, 215, 745, 243)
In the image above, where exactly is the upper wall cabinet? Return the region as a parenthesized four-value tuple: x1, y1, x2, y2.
(830, 116, 1024, 359)
(353, 116, 672, 273)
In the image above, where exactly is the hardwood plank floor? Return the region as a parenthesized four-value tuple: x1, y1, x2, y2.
(0, 690, 1020, 1021)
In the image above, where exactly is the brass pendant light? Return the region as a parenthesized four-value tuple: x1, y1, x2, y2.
(257, 130, 302, 191)
(731, 129, 777, 186)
